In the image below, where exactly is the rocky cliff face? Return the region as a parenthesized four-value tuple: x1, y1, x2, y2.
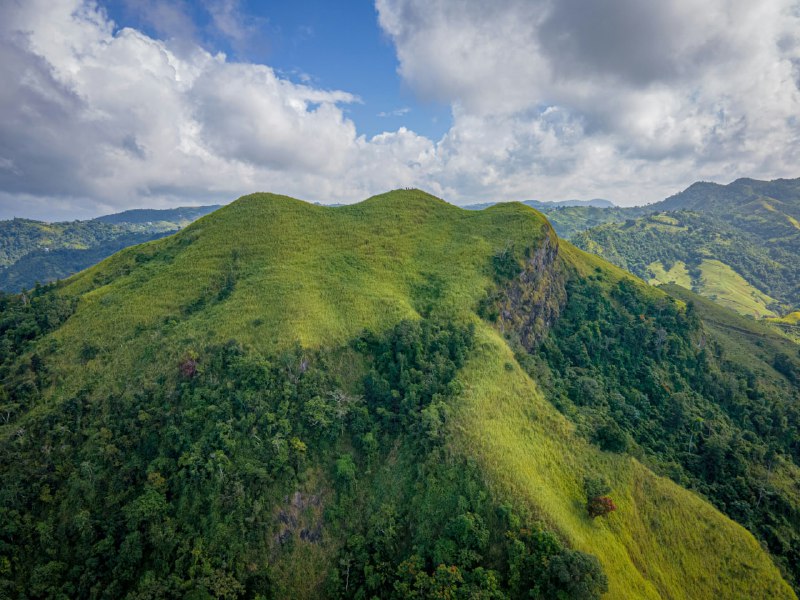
(494, 228, 567, 351)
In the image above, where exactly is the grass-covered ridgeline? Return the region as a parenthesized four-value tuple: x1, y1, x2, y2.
(44, 191, 552, 399)
(0, 190, 796, 598)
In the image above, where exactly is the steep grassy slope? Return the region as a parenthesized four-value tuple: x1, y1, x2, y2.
(647, 258, 778, 317)
(0, 190, 795, 598)
(453, 325, 791, 599)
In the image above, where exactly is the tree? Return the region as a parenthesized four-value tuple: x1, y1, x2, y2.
(583, 476, 616, 519)
(546, 549, 608, 599)
(586, 496, 617, 519)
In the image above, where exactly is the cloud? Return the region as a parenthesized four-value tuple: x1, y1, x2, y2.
(191, 61, 359, 172)
(1, 0, 799, 220)
(118, 0, 200, 47)
(377, 0, 800, 203)
(377, 107, 411, 117)
(203, 0, 254, 43)
(0, 0, 429, 219)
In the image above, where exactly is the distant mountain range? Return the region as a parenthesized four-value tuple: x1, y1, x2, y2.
(571, 177, 800, 319)
(94, 205, 222, 225)
(456, 178, 800, 325)
(0, 205, 219, 291)
(464, 198, 615, 210)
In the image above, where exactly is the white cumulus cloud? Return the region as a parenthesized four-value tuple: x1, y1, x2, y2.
(0, 0, 434, 219)
(1, 0, 799, 219)
(376, 0, 800, 204)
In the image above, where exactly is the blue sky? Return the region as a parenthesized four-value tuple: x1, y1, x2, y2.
(101, 0, 452, 140)
(1, 0, 799, 220)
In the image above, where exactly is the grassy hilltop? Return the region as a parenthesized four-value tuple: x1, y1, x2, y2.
(0, 190, 797, 599)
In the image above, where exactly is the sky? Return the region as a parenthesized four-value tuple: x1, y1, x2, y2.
(1, 0, 799, 220)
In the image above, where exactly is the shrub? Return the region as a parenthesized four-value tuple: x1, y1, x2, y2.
(546, 548, 608, 599)
(586, 496, 617, 519)
(584, 476, 616, 518)
(583, 476, 610, 501)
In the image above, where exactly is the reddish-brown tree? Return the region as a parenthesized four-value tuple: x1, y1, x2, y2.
(587, 495, 617, 518)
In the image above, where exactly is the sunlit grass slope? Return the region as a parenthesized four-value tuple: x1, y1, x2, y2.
(647, 259, 692, 289)
(51, 190, 551, 393)
(768, 311, 800, 343)
(41, 190, 795, 597)
(696, 259, 777, 317)
(647, 259, 777, 317)
(452, 324, 794, 600)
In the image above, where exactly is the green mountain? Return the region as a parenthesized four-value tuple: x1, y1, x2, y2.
(571, 177, 800, 317)
(94, 206, 222, 226)
(0, 206, 219, 292)
(532, 206, 635, 240)
(466, 199, 615, 211)
(1, 190, 798, 599)
(463, 201, 630, 240)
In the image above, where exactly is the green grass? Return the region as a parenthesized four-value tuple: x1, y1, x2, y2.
(645, 258, 777, 318)
(647, 260, 692, 289)
(769, 311, 800, 327)
(767, 311, 800, 343)
(450, 321, 794, 600)
(24, 190, 797, 597)
(50, 191, 551, 397)
(697, 259, 777, 318)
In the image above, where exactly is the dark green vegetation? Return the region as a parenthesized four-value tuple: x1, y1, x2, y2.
(0, 311, 608, 599)
(494, 270, 800, 589)
(0, 190, 795, 599)
(0, 231, 175, 292)
(571, 178, 800, 317)
(0, 206, 218, 292)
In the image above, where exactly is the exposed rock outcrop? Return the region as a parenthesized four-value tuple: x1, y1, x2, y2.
(493, 227, 567, 350)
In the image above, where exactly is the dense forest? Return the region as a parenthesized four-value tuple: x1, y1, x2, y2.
(537, 276, 800, 586)
(0, 286, 607, 598)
